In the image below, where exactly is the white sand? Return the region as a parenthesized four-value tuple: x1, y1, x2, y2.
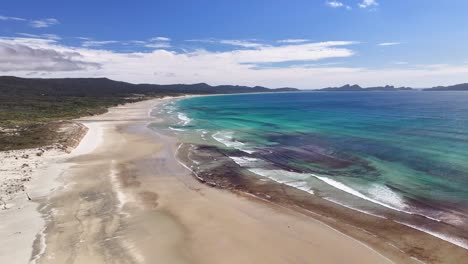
(0, 97, 405, 264)
(0, 121, 103, 264)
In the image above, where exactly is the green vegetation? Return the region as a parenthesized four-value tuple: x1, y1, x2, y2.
(0, 76, 297, 150)
(0, 95, 145, 151)
(0, 96, 133, 126)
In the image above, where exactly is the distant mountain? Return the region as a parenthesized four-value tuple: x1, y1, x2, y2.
(4, 76, 468, 97)
(318, 84, 413, 91)
(320, 84, 363, 91)
(424, 83, 468, 91)
(0, 76, 299, 97)
(320, 83, 468, 92)
(366, 85, 413, 91)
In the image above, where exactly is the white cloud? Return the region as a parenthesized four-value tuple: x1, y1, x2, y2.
(186, 39, 265, 48)
(392, 61, 409, 65)
(0, 37, 356, 81)
(81, 40, 118, 47)
(228, 41, 356, 63)
(0, 40, 99, 71)
(0, 15, 26, 21)
(180, 40, 356, 63)
(144, 42, 171, 48)
(325, 1, 344, 8)
(219, 40, 264, 48)
(151, 37, 170, 41)
(79, 37, 173, 49)
(1, 36, 468, 89)
(41, 34, 61, 40)
(326, 1, 344, 8)
(17, 33, 61, 40)
(278, 39, 309, 43)
(30, 18, 59, 28)
(358, 0, 378, 8)
(140, 38, 172, 49)
(128, 40, 146, 45)
(325, 1, 351, 10)
(378, 42, 401, 46)
(184, 38, 213, 43)
(1, 15, 60, 28)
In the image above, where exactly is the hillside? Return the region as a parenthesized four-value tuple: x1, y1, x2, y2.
(0, 76, 297, 150)
(0, 76, 298, 97)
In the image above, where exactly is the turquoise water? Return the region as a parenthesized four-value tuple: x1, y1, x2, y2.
(155, 92, 468, 246)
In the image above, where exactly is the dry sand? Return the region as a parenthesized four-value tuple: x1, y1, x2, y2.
(2, 97, 397, 264)
(0, 122, 90, 264)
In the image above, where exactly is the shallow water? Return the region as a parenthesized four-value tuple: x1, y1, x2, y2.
(152, 92, 468, 248)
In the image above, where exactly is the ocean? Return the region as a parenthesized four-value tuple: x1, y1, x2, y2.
(152, 91, 468, 249)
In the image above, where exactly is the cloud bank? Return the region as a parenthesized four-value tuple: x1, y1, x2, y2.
(0, 36, 467, 89)
(0, 40, 99, 71)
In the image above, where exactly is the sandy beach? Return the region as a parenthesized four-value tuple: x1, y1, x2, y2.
(0, 97, 400, 264)
(3, 0, 468, 262)
(4, 96, 467, 264)
(0, 122, 88, 264)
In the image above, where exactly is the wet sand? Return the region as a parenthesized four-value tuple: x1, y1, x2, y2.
(29, 97, 395, 264)
(181, 144, 468, 264)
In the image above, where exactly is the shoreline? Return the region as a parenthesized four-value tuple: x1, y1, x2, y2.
(173, 144, 397, 263)
(20, 96, 393, 263)
(30, 120, 105, 263)
(1, 95, 465, 263)
(170, 95, 468, 263)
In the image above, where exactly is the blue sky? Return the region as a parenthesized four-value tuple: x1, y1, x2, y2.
(1, 0, 468, 88)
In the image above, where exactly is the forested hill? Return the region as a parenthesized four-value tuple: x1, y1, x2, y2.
(0, 76, 298, 97)
(0, 76, 298, 150)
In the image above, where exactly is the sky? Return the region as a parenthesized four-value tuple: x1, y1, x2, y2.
(1, 0, 468, 88)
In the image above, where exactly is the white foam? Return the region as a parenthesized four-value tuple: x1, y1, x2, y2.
(314, 176, 409, 212)
(177, 112, 192, 125)
(197, 129, 209, 140)
(249, 169, 309, 182)
(174, 143, 206, 183)
(230, 156, 263, 167)
(168, 126, 185, 132)
(396, 221, 468, 250)
(368, 184, 407, 209)
(323, 197, 387, 219)
(313, 176, 442, 222)
(248, 168, 314, 195)
(212, 131, 255, 154)
(288, 180, 315, 194)
(230, 156, 313, 194)
(163, 102, 176, 114)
